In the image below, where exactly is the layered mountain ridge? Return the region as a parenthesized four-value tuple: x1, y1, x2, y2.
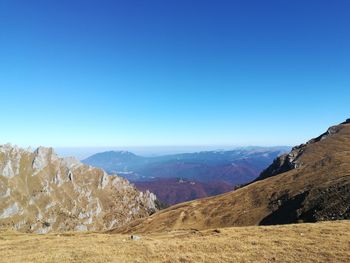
(111, 119, 350, 234)
(83, 147, 288, 204)
(0, 144, 157, 233)
(83, 147, 289, 185)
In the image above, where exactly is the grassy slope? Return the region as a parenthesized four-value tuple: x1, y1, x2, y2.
(0, 220, 349, 263)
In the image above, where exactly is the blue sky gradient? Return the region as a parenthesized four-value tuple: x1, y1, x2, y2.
(0, 0, 349, 147)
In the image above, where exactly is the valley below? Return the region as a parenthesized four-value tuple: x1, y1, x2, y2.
(1, 220, 349, 263)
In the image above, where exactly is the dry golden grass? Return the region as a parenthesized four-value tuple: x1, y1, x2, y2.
(0, 220, 349, 263)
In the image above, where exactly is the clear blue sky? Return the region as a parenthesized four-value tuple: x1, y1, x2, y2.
(0, 0, 349, 148)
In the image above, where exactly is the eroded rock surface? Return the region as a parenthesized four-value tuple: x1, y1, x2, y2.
(0, 145, 158, 233)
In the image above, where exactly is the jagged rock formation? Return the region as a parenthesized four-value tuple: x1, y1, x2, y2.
(110, 119, 350, 234)
(0, 144, 157, 233)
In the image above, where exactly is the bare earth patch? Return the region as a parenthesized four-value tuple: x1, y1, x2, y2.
(1, 220, 349, 263)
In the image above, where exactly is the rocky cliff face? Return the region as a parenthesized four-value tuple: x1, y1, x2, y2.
(0, 144, 157, 233)
(256, 118, 350, 181)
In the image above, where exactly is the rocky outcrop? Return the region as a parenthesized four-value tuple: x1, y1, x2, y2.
(341, 118, 350, 124)
(0, 144, 158, 233)
(256, 147, 304, 181)
(256, 120, 348, 182)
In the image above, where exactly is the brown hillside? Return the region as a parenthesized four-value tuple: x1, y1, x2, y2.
(111, 119, 350, 234)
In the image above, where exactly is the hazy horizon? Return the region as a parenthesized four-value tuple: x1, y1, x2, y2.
(53, 145, 291, 160)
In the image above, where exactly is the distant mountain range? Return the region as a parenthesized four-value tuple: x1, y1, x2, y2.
(83, 147, 289, 204)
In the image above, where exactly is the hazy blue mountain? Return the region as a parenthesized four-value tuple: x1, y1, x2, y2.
(82, 147, 290, 185)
